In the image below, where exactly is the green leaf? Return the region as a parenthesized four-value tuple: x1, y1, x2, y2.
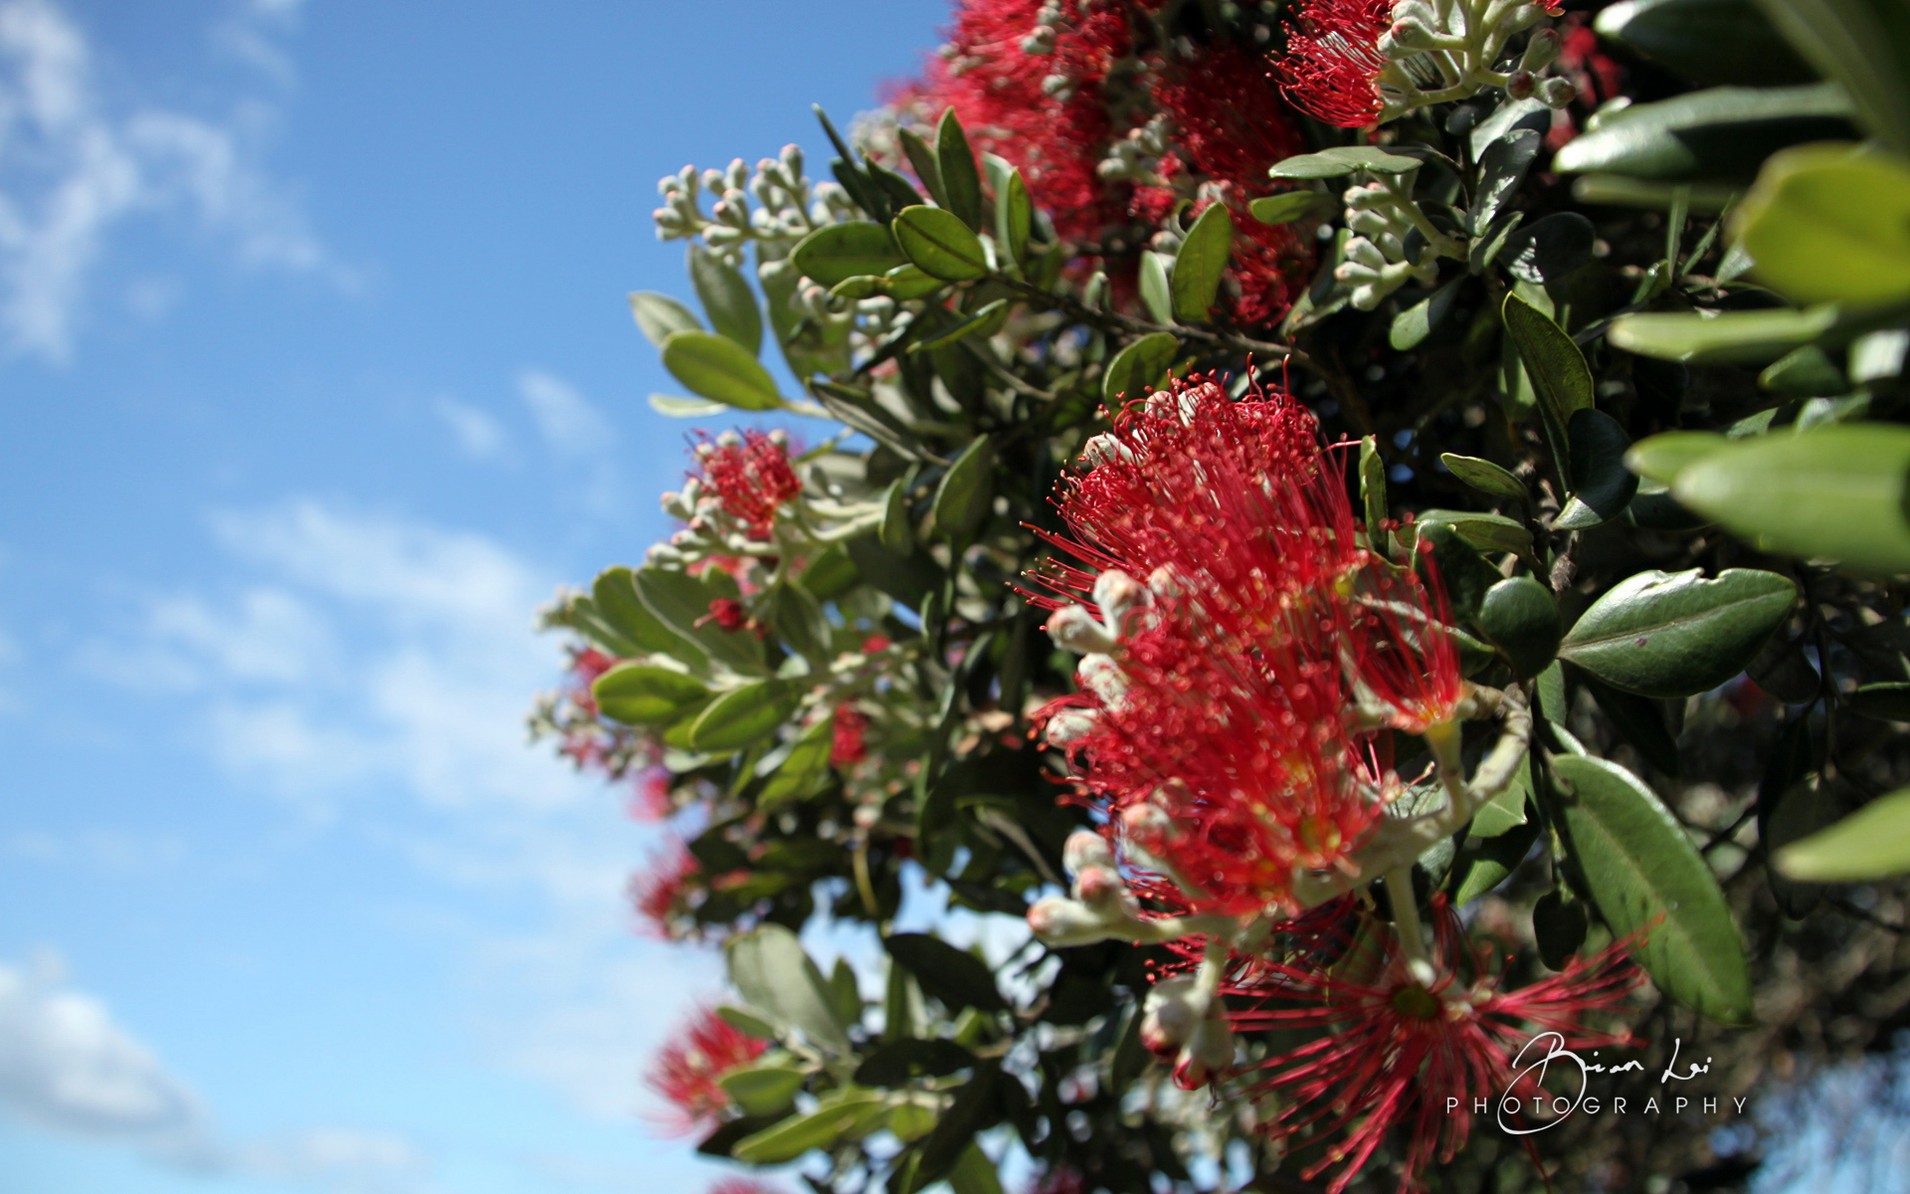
(1596, 0, 1813, 86)
(1664, 424, 1910, 575)
(910, 298, 1009, 353)
(1477, 576, 1561, 678)
(907, 1063, 1002, 1190)
(1169, 204, 1232, 323)
(1249, 191, 1335, 225)
(881, 478, 915, 554)
(719, 1064, 808, 1117)
(689, 245, 763, 355)
(948, 1142, 1006, 1194)
(660, 331, 783, 411)
(1417, 509, 1534, 556)
(760, 716, 835, 808)
(1760, 345, 1846, 397)
(1765, 773, 1840, 915)
(1102, 332, 1179, 404)
(933, 436, 996, 541)
(936, 109, 984, 231)
(1732, 143, 1910, 308)
(992, 163, 1032, 265)
(727, 924, 851, 1053)
(592, 663, 709, 726)
(1552, 83, 1856, 181)
(894, 205, 989, 281)
(1471, 129, 1541, 237)
(1269, 146, 1422, 179)
(634, 566, 767, 676)
(1138, 251, 1174, 324)
(854, 1038, 977, 1087)
(1546, 754, 1754, 1022)
(1752, 0, 1910, 155)
(1557, 408, 1640, 529)
(647, 393, 728, 418)
(885, 933, 1009, 1015)
(1532, 890, 1590, 971)
(790, 222, 909, 287)
(1389, 277, 1465, 351)
(689, 680, 802, 753)
(731, 1091, 888, 1164)
(1440, 453, 1528, 502)
(1584, 678, 1684, 778)
(1784, 797, 1885, 902)
(1606, 305, 1848, 365)
(1557, 567, 1798, 697)
(628, 291, 703, 346)
(591, 566, 679, 656)
(1500, 212, 1597, 284)
(1503, 293, 1593, 474)
(1624, 430, 1728, 486)
(1360, 435, 1388, 557)
(766, 582, 831, 666)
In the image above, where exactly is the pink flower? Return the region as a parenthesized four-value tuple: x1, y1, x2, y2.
(644, 1005, 770, 1137)
(629, 839, 699, 938)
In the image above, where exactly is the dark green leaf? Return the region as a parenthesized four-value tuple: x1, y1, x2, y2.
(854, 1039, 978, 1087)
(1850, 681, 1910, 722)
(993, 164, 1032, 265)
(1500, 212, 1597, 283)
(1249, 190, 1335, 224)
(1477, 576, 1561, 678)
(910, 298, 1009, 353)
(933, 436, 996, 541)
(1765, 773, 1840, 914)
(1557, 408, 1640, 529)
(881, 478, 915, 554)
(936, 109, 984, 231)
(661, 331, 783, 411)
(1417, 508, 1534, 556)
(592, 663, 709, 726)
(1552, 83, 1856, 181)
(845, 535, 942, 614)
(885, 933, 1009, 1014)
(1503, 293, 1593, 474)
(1102, 332, 1179, 404)
(1753, 0, 1910, 154)
(1471, 129, 1541, 237)
(1597, 0, 1813, 85)
(1558, 567, 1797, 697)
(1584, 678, 1684, 778)
(1170, 204, 1232, 323)
(1532, 890, 1589, 971)
(689, 246, 763, 355)
(894, 205, 989, 281)
(791, 222, 909, 287)
(732, 1091, 888, 1164)
(689, 680, 802, 753)
(1546, 755, 1754, 1022)
(908, 1064, 1002, 1191)
(1440, 453, 1528, 502)
(1389, 276, 1466, 351)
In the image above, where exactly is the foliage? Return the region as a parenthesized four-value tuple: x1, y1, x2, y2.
(527, 1, 1910, 1190)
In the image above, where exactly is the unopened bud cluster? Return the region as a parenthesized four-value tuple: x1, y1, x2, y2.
(653, 145, 856, 262)
(1375, 0, 1577, 121)
(1336, 173, 1462, 310)
(1027, 829, 1152, 948)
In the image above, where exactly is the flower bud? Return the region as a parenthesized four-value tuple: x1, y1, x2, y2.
(1506, 70, 1536, 101)
(1044, 708, 1100, 747)
(1539, 76, 1578, 108)
(1046, 604, 1118, 656)
(1077, 653, 1129, 707)
(1092, 569, 1149, 629)
(1062, 829, 1116, 876)
(1027, 896, 1118, 947)
(1520, 27, 1561, 71)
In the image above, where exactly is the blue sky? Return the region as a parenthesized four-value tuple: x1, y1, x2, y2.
(0, 2, 945, 1191)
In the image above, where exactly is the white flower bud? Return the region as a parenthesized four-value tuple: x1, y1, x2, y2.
(1092, 569, 1149, 628)
(1046, 604, 1118, 656)
(1539, 76, 1578, 108)
(1078, 653, 1128, 707)
(1063, 830, 1116, 876)
(1028, 896, 1119, 947)
(1044, 708, 1100, 747)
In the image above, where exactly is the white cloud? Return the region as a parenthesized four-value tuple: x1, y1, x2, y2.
(0, 952, 435, 1190)
(0, 0, 343, 361)
(2, 828, 186, 875)
(518, 369, 615, 458)
(0, 953, 209, 1145)
(432, 395, 511, 463)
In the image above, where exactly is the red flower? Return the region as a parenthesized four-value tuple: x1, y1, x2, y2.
(830, 704, 870, 767)
(705, 597, 751, 633)
(1226, 897, 1641, 1193)
(692, 430, 802, 539)
(629, 839, 699, 938)
(1345, 554, 1465, 735)
(1276, 0, 1394, 129)
(709, 1180, 782, 1194)
(1030, 375, 1398, 914)
(644, 1005, 770, 1136)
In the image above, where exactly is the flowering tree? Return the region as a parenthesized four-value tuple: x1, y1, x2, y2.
(528, 0, 1910, 1189)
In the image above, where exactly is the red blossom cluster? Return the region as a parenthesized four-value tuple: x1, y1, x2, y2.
(1031, 373, 1463, 916)
(1227, 897, 1641, 1193)
(892, 0, 1313, 325)
(1275, 0, 1394, 128)
(644, 1004, 770, 1136)
(692, 429, 802, 539)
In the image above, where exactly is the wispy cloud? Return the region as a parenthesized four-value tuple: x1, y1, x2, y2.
(0, 951, 435, 1190)
(432, 395, 512, 464)
(0, 0, 345, 362)
(518, 369, 616, 457)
